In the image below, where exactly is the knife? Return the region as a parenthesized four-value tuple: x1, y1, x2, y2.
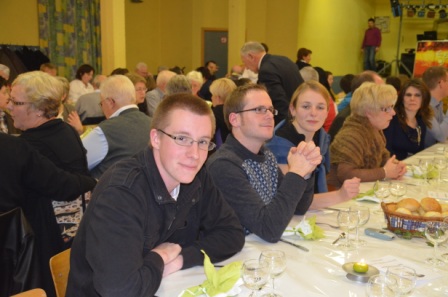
(279, 238, 309, 252)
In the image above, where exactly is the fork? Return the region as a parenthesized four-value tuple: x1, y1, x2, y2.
(316, 222, 339, 229)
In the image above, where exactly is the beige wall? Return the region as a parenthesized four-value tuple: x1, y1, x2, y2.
(1, 0, 444, 77)
(0, 0, 39, 45)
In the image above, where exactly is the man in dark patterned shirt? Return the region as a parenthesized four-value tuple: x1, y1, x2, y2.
(207, 84, 321, 243)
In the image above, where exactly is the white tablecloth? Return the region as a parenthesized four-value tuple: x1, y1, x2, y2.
(156, 143, 448, 297)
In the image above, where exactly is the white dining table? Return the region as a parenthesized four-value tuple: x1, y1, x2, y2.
(155, 143, 448, 297)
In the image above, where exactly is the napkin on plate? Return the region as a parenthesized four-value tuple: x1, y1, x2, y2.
(282, 215, 325, 240)
(179, 250, 242, 297)
(354, 185, 380, 203)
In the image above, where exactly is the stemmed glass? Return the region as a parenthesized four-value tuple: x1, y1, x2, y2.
(336, 210, 359, 250)
(241, 259, 270, 297)
(418, 158, 433, 185)
(389, 182, 407, 202)
(349, 205, 370, 246)
(424, 221, 448, 266)
(366, 274, 396, 297)
(259, 250, 286, 297)
(385, 265, 417, 296)
(434, 156, 447, 188)
(373, 181, 390, 214)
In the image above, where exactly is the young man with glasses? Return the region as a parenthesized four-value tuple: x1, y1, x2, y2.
(67, 93, 244, 297)
(206, 84, 321, 243)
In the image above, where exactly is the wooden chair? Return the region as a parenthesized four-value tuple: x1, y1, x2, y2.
(49, 249, 71, 297)
(11, 288, 46, 297)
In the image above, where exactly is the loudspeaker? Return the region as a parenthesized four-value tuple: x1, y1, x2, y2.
(390, 0, 402, 17)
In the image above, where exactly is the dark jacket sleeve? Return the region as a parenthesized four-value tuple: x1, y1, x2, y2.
(180, 169, 245, 268)
(21, 139, 96, 200)
(207, 157, 311, 243)
(84, 185, 165, 297)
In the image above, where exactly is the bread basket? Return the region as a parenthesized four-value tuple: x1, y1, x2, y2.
(381, 202, 444, 238)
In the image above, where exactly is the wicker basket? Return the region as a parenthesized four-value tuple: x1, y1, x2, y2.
(381, 202, 444, 238)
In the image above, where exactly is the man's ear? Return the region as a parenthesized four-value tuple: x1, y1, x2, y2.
(150, 129, 160, 149)
(229, 112, 240, 128)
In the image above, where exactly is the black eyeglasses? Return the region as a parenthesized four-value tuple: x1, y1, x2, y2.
(8, 98, 33, 106)
(157, 129, 216, 151)
(235, 106, 278, 116)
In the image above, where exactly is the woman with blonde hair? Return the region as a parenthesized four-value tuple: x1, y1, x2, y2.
(209, 78, 236, 146)
(328, 82, 407, 188)
(267, 81, 360, 208)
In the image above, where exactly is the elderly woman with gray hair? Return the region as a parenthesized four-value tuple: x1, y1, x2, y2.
(327, 82, 407, 188)
(7, 70, 93, 296)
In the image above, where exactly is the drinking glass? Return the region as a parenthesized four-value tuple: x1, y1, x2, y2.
(374, 181, 391, 202)
(349, 205, 370, 246)
(373, 181, 391, 214)
(336, 210, 359, 250)
(389, 182, 407, 201)
(434, 156, 447, 187)
(259, 250, 286, 297)
(418, 158, 433, 185)
(366, 274, 396, 297)
(241, 259, 270, 297)
(424, 221, 448, 266)
(385, 265, 417, 295)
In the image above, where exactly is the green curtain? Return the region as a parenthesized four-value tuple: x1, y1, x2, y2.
(38, 0, 102, 80)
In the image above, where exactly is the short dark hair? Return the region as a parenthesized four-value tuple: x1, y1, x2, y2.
(296, 48, 312, 61)
(350, 71, 376, 92)
(224, 84, 267, 130)
(368, 18, 375, 23)
(339, 74, 355, 94)
(205, 60, 217, 67)
(75, 64, 95, 80)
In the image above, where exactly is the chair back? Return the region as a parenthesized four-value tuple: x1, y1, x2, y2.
(11, 288, 46, 297)
(49, 249, 71, 297)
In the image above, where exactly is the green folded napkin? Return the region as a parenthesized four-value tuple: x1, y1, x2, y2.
(410, 164, 438, 179)
(180, 250, 242, 297)
(283, 215, 325, 240)
(355, 187, 375, 199)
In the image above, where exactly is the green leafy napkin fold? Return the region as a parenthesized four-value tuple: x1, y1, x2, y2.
(179, 250, 242, 297)
(355, 187, 375, 199)
(282, 215, 325, 240)
(409, 164, 438, 179)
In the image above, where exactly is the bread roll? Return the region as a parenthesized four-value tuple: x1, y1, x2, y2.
(423, 211, 442, 218)
(386, 204, 397, 213)
(417, 207, 426, 216)
(421, 197, 441, 212)
(395, 207, 412, 215)
(442, 211, 448, 217)
(397, 198, 420, 211)
(441, 204, 448, 212)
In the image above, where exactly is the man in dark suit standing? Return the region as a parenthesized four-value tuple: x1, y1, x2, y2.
(240, 41, 304, 124)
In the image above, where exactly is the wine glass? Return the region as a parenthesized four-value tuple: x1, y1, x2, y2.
(385, 265, 417, 296)
(366, 274, 396, 297)
(241, 259, 270, 297)
(373, 181, 391, 214)
(259, 250, 286, 297)
(418, 158, 433, 185)
(336, 210, 359, 250)
(389, 182, 407, 202)
(349, 205, 370, 246)
(434, 156, 447, 188)
(424, 221, 448, 266)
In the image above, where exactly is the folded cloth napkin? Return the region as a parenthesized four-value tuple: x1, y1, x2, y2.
(282, 215, 325, 240)
(354, 186, 375, 201)
(179, 251, 242, 297)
